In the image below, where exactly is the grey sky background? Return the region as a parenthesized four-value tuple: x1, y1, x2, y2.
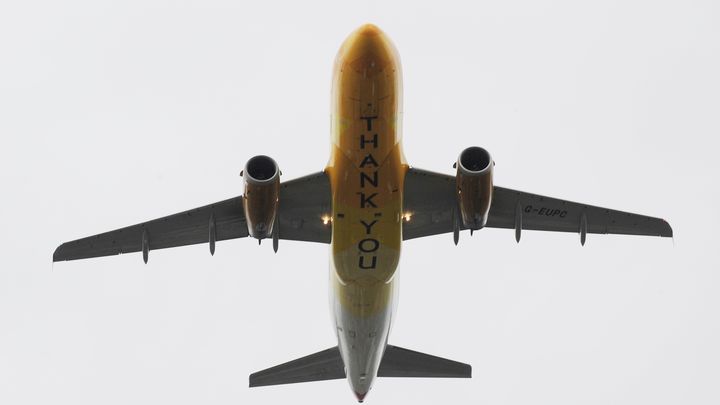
(1, 0, 718, 404)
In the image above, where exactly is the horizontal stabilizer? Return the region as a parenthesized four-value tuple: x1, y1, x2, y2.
(378, 345, 471, 378)
(249, 347, 345, 387)
(249, 345, 471, 388)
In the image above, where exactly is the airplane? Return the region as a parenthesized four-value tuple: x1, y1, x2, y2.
(53, 24, 673, 402)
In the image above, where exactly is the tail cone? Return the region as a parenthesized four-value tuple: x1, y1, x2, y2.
(354, 391, 367, 403)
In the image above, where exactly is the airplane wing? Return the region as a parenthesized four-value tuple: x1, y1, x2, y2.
(53, 172, 331, 262)
(403, 168, 672, 242)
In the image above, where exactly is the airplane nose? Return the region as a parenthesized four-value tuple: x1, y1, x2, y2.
(348, 23, 387, 49)
(338, 24, 397, 77)
(356, 23, 382, 37)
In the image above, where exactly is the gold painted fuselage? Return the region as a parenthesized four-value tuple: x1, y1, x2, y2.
(325, 24, 406, 401)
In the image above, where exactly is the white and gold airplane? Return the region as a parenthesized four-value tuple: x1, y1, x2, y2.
(54, 24, 673, 402)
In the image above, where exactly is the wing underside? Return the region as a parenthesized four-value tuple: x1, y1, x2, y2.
(403, 168, 672, 241)
(53, 172, 332, 262)
(52, 196, 247, 262)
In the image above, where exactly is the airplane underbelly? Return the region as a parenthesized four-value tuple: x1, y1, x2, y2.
(327, 134, 404, 395)
(325, 22, 405, 400)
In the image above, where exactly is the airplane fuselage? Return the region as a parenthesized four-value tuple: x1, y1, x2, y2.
(325, 25, 406, 401)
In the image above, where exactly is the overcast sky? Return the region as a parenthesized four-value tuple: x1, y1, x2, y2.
(1, 1, 719, 404)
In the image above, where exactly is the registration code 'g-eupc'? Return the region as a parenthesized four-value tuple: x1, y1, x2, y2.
(524, 205, 568, 218)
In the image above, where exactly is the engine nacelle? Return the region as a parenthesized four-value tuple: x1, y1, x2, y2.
(243, 155, 280, 239)
(456, 146, 494, 230)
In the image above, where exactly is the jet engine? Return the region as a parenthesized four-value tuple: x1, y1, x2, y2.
(243, 155, 280, 240)
(456, 146, 494, 230)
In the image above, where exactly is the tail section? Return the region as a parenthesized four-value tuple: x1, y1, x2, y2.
(249, 344, 470, 388)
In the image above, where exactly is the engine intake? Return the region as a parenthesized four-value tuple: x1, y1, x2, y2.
(456, 147, 494, 230)
(243, 155, 280, 239)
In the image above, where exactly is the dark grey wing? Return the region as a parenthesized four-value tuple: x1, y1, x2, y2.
(53, 172, 332, 262)
(277, 172, 332, 243)
(487, 186, 673, 237)
(402, 168, 672, 241)
(53, 196, 247, 262)
(403, 168, 459, 240)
